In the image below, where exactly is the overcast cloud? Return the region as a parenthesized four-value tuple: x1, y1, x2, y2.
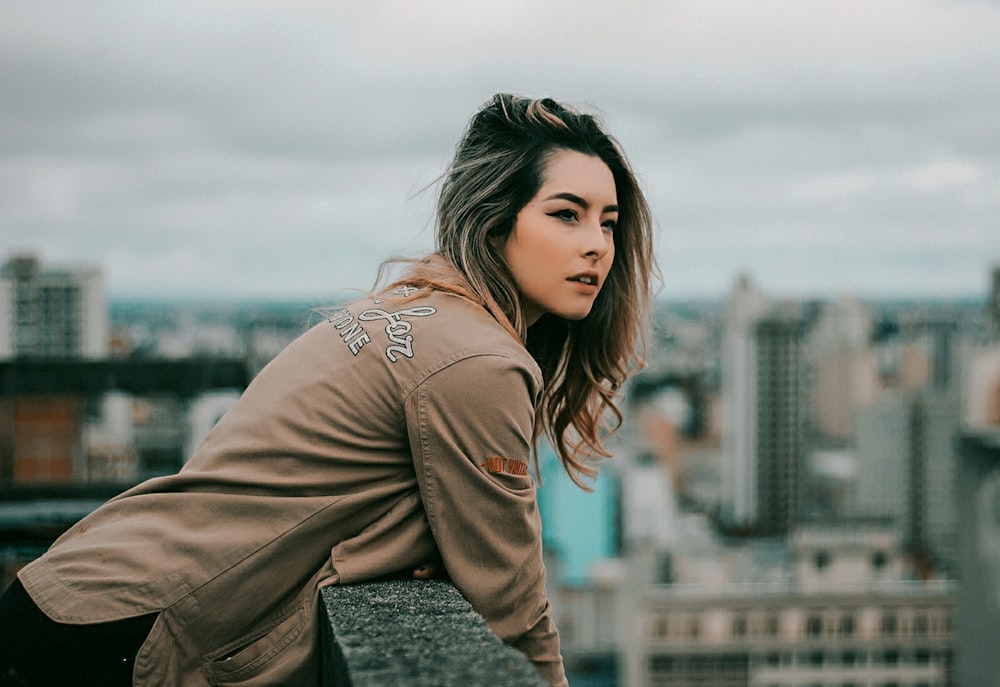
(1, 0, 998, 301)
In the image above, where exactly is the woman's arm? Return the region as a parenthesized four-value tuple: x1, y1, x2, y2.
(405, 353, 567, 687)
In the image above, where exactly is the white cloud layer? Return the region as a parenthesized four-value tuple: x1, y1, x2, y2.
(1, 0, 998, 300)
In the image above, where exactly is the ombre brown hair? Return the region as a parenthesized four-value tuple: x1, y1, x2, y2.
(383, 93, 657, 488)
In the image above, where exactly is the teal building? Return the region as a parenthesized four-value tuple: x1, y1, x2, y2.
(537, 443, 619, 585)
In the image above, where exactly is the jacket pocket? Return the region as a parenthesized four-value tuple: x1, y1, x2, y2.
(203, 604, 306, 685)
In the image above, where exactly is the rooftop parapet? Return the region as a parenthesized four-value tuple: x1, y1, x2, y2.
(320, 579, 547, 687)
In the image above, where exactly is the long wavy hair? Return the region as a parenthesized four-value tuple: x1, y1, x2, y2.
(382, 93, 657, 488)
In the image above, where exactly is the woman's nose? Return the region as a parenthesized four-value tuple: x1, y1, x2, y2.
(582, 221, 612, 259)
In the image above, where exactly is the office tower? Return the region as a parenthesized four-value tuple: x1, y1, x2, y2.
(808, 298, 879, 441)
(0, 253, 108, 359)
(855, 320, 961, 575)
(910, 390, 960, 575)
(910, 319, 960, 573)
(856, 391, 959, 575)
(964, 345, 1000, 429)
(753, 308, 807, 536)
(963, 265, 1000, 429)
(917, 319, 958, 393)
(854, 391, 910, 532)
(720, 275, 768, 532)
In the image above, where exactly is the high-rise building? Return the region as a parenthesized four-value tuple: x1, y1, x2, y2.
(910, 390, 960, 575)
(0, 253, 108, 359)
(961, 264, 1000, 429)
(720, 275, 768, 532)
(721, 275, 808, 537)
(854, 388, 960, 573)
(808, 298, 879, 442)
(854, 390, 910, 533)
(752, 308, 807, 537)
(964, 344, 1000, 429)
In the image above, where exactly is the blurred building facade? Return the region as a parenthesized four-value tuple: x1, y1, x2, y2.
(751, 309, 807, 537)
(552, 264, 1000, 686)
(0, 254, 249, 589)
(0, 253, 108, 359)
(720, 275, 768, 533)
(4, 249, 1000, 684)
(551, 517, 955, 687)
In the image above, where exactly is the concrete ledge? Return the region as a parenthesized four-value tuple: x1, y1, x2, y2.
(320, 579, 547, 686)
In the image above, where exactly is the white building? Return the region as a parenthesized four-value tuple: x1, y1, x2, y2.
(807, 297, 879, 442)
(552, 521, 955, 687)
(720, 275, 768, 531)
(0, 253, 108, 359)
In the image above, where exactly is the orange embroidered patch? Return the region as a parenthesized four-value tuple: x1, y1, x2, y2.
(480, 456, 529, 477)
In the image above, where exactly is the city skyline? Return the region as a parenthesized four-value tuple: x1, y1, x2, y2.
(2, 0, 998, 301)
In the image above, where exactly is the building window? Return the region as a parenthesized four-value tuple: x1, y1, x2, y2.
(806, 614, 823, 637)
(733, 615, 747, 638)
(881, 612, 897, 635)
(839, 613, 855, 636)
(648, 655, 673, 672)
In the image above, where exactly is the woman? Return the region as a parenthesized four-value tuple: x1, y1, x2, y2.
(0, 93, 656, 686)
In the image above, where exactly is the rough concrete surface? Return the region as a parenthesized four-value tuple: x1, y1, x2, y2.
(320, 579, 547, 687)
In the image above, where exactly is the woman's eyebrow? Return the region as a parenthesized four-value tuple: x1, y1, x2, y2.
(543, 192, 619, 214)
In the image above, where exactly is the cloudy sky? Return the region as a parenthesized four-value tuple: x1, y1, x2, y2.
(1, 0, 998, 302)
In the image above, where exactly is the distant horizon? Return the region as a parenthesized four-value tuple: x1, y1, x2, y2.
(107, 288, 992, 307)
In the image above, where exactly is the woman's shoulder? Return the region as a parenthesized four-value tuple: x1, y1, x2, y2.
(342, 286, 536, 373)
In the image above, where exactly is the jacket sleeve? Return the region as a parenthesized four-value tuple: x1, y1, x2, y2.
(405, 353, 568, 687)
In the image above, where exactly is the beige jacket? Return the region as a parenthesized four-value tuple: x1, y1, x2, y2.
(18, 286, 567, 687)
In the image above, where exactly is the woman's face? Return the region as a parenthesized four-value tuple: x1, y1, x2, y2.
(503, 149, 617, 326)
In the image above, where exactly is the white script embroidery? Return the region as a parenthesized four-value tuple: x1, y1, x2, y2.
(358, 306, 437, 362)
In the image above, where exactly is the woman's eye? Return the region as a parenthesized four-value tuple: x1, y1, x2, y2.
(602, 219, 618, 232)
(550, 209, 578, 222)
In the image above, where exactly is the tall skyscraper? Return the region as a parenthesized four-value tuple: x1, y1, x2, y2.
(721, 276, 806, 536)
(913, 390, 960, 573)
(720, 275, 768, 532)
(808, 298, 879, 442)
(0, 253, 108, 359)
(855, 326, 960, 574)
(854, 390, 910, 531)
(752, 308, 806, 536)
